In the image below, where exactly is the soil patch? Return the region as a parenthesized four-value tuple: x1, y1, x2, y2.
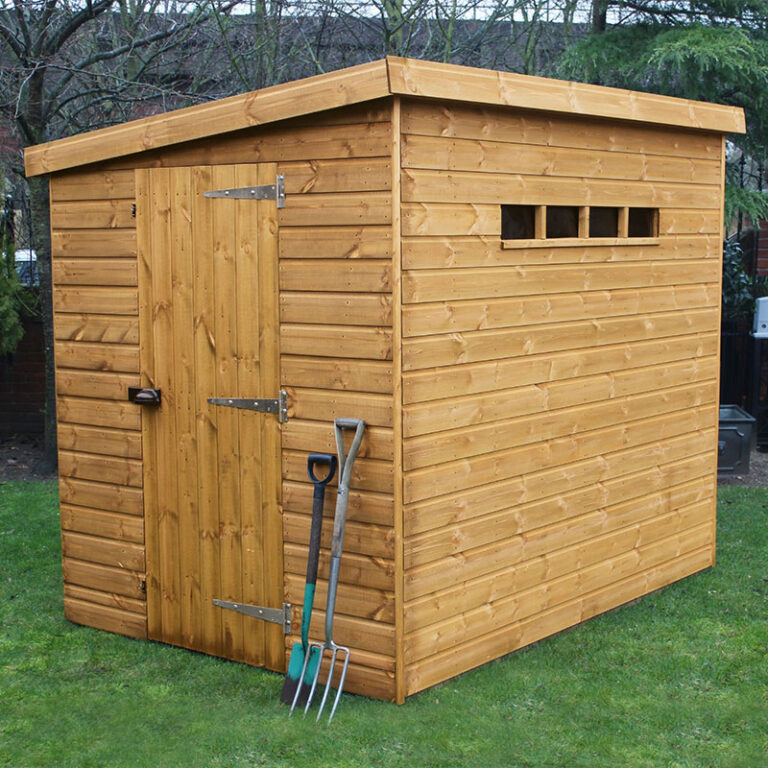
(0, 434, 57, 483)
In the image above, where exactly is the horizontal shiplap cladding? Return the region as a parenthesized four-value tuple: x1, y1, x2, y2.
(401, 234, 720, 270)
(403, 307, 718, 372)
(405, 414, 717, 536)
(404, 331, 718, 404)
(403, 260, 720, 305)
(405, 451, 714, 575)
(401, 169, 719, 209)
(405, 514, 712, 663)
(400, 100, 724, 161)
(404, 355, 718, 439)
(405, 544, 710, 696)
(403, 471, 712, 633)
(404, 283, 719, 338)
(401, 134, 721, 184)
(404, 382, 716, 489)
(50, 168, 145, 633)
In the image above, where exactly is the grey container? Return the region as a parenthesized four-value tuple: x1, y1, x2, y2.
(718, 405, 756, 475)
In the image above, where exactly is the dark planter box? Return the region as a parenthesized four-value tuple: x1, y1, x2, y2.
(719, 404, 756, 475)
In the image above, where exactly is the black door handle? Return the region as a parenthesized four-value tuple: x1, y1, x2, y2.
(128, 387, 161, 405)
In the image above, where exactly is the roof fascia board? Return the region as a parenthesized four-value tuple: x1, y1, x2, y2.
(25, 59, 391, 177)
(385, 56, 746, 135)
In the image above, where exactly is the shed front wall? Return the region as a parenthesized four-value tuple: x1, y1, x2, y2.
(50, 100, 398, 700)
(398, 98, 723, 696)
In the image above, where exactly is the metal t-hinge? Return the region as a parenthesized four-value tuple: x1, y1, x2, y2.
(207, 391, 288, 423)
(213, 599, 291, 634)
(203, 174, 285, 208)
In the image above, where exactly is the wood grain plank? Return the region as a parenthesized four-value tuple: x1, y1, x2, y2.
(405, 386, 715, 498)
(55, 369, 140, 400)
(405, 475, 713, 632)
(55, 340, 139, 373)
(54, 315, 139, 344)
(53, 259, 137, 286)
(403, 306, 719, 370)
(403, 332, 719, 403)
(404, 425, 715, 544)
(281, 158, 392, 193)
(64, 597, 147, 639)
(59, 476, 143, 516)
(284, 511, 394, 559)
(401, 168, 719, 209)
(62, 531, 145, 571)
(280, 324, 393, 360)
(403, 261, 720, 304)
(278, 192, 392, 227)
(280, 292, 393, 326)
(59, 450, 143, 487)
(63, 583, 146, 614)
(52, 230, 137, 258)
(57, 422, 141, 458)
(285, 574, 395, 623)
(50, 169, 136, 200)
(403, 283, 718, 338)
(405, 546, 711, 695)
(402, 234, 720, 270)
(279, 259, 392, 293)
(281, 356, 393, 394)
(57, 397, 141, 429)
(404, 356, 718, 438)
(53, 286, 138, 315)
(286, 387, 394, 427)
(401, 133, 722, 184)
(61, 504, 144, 543)
(280, 226, 392, 259)
(400, 99, 724, 160)
(51, 200, 135, 229)
(63, 556, 144, 598)
(405, 521, 712, 661)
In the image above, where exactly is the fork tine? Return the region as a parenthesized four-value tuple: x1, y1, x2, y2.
(327, 647, 350, 723)
(302, 642, 325, 717)
(315, 647, 338, 721)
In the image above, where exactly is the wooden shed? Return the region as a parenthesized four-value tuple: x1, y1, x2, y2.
(25, 57, 744, 703)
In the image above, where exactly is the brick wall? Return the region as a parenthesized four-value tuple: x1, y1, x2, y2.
(0, 318, 45, 435)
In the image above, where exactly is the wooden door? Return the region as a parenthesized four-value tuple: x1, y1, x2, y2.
(135, 164, 284, 671)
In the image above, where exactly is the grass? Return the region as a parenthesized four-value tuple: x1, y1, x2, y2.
(1, 481, 766, 768)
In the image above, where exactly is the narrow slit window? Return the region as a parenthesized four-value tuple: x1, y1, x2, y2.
(546, 206, 579, 238)
(501, 205, 536, 240)
(589, 207, 619, 238)
(628, 207, 659, 237)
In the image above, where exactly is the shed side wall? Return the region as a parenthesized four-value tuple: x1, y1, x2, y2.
(399, 99, 722, 696)
(49, 100, 398, 701)
(50, 169, 146, 639)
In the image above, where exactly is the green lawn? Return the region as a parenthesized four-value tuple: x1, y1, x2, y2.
(1, 481, 766, 768)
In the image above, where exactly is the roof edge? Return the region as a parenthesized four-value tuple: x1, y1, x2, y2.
(386, 56, 746, 135)
(26, 56, 745, 177)
(25, 59, 391, 177)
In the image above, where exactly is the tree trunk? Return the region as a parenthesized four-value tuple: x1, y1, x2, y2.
(592, 0, 608, 33)
(27, 174, 56, 469)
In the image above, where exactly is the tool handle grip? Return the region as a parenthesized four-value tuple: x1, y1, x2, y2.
(307, 453, 337, 486)
(306, 455, 335, 588)
(332, 418, 365, 559)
